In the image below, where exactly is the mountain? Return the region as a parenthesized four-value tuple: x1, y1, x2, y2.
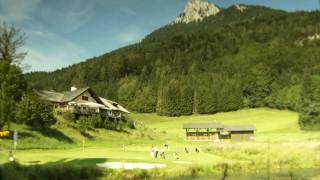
(26, 3, 320, 116)
(174, 0, 220, 24)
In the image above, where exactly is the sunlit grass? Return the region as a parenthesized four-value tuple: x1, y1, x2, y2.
(1, 108, 320, 178)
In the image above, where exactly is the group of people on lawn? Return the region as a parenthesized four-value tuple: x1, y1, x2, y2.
(150, 144, 172, 159)
(150, 144, 200, 160)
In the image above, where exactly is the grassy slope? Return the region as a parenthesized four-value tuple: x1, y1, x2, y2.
(132, 108, 320, 142)
(1, 108, 320, 178)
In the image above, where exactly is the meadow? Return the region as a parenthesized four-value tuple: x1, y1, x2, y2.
(1, 108, 320, 179)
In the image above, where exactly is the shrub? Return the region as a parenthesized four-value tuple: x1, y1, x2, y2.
(74, 114, 133, 132)
(117, 120, 128, 131)
(299, 102, 320, 130)
(15, 93, 56, 129)
(62, 112, 77, 123)
(78, 117, 93, 135)
(103, 118, 118, 130)
(0, 162, 103, 180)
(126, 119, 136, 129)
(91, 114, 104, 128)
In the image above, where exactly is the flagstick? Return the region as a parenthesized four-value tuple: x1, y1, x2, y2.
(82, 138, 85, 153)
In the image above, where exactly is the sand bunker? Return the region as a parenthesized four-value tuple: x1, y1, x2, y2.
(97, 162, 166, 170)
(173, 161, 192, 164)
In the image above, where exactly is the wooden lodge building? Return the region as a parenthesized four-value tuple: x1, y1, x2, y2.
(36, 87, 129, 119)
(183, 122, 256, 142)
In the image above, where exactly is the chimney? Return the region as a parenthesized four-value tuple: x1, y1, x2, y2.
(71, 86, 77, 92)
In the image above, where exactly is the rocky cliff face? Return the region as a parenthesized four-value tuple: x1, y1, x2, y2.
(235, 4, 247, 12)
(174, 0, 220, 24)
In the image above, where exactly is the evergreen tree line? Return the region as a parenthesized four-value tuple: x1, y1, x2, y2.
(25, 6, 320, 128)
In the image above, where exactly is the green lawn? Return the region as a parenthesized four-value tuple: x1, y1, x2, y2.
(1, 108, 320, 179)
(131, 108, 320, 142)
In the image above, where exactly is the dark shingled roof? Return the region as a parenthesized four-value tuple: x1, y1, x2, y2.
(224, 125, 256, 132)
(36, 87, 96, 103)
(182, 123, 256, 132)
(183, 122, 224, 129)
(36, 90, 64, 102)
(60, 87, 90, 102)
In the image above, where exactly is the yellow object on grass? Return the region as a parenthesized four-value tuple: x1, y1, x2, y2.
(0, 131, 10, 138)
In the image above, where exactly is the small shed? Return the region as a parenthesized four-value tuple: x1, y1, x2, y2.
(224, 125, 256, 141)
(183, 123, 224, 141)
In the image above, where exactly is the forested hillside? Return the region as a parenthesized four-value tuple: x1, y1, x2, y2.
(26, 5, 320, 119)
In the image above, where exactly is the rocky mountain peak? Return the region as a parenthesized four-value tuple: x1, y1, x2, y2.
(174, 0, 220, 24)
(235, 4, 247, 12)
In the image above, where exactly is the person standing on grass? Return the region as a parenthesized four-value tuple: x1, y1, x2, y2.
(164, 144, 169, 149)
(160, 148, 166, 159)
(185, 146, 189, 153)
(173, 152, 179, 160)
(154, 146, 159, 158)
(195, 147, 200, 153)
(150, 145, 155, 158)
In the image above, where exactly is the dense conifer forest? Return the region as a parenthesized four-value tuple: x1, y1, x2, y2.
(26, 5, 320, 124)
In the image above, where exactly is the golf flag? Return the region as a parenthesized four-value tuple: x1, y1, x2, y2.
(13, 130, 18, 150)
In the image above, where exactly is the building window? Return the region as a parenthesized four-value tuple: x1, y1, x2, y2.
(82, 96, 88, 101)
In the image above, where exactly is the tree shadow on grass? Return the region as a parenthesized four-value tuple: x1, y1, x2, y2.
(80, 131, 95, 140)
(44, 158, 109, 168)
(4, 158, 109, 179)
(18, 131, 36, 139)
(114, 129, 131, 134)
(26, 127, 74, 143)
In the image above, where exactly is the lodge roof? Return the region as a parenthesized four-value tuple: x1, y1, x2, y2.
(35, 87, 130, 113)
(61, 87, 90, 102)
(99, 97, 130, 113)
(35, 87, 90, 103)
(224, 125, 256, 132)
(182, 122, 256, 132)
(36, 90, 64, 102)
(183, 122, 224, 129)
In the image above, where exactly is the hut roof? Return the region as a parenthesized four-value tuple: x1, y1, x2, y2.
(224, 125, 256, 132)
(36, 90, 64, 102)
(36, 87, 103, 104)
(61, 87, 90, 102)
(99, 97, 130, 113)
(182, 122, 256, 131)
(182, 122, 224, 129)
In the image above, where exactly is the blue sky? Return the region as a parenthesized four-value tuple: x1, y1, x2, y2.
(0, 0, 319, 72)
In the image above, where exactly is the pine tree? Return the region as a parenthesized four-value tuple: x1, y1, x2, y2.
(180, 83, 194, 115)
(0, 82, 13, 129)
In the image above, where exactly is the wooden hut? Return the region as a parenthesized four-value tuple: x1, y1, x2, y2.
(183, 123, 256, 142)
(183, 123, 224, 141)
(224, 125, 256, 141)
